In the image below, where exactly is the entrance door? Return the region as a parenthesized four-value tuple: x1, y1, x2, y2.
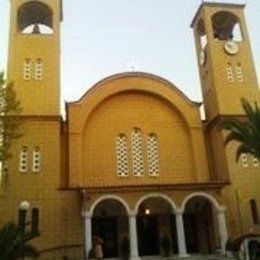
(137, 215, 159, 256)
(92, 217, 118, 258)
(184, 214, 199, 253)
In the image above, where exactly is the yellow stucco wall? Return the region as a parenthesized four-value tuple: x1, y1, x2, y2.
(1, 1, 260, 258)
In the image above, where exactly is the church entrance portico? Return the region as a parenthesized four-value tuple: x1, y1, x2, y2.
(181, 192, 228, 256)
(136, 197, 177, 257)
(90, 198, 129, 258)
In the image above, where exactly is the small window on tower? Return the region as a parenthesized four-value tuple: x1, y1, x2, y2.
(32, 147, 41, 173)
(19, 146, 28, 172)
(17, 1, 53, 34)
(23, 59, 32, 80)
(241, 153, 248, 168)
(212, 11, 243, 41)
(226, 62, 234, 83)
(35, 59, 43, 80)
(235, 63, 243, 83)
(252, 156, 259, 168)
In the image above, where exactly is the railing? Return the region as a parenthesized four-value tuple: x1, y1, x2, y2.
(38, 244, 84, 260)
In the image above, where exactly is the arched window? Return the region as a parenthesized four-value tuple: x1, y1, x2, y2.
(17, 1, 53, 34)
(19, 146, 28, 172)
(147, 133, 160, 176)
(116, 134, 129, 176)
(250, 199, 259, 224)
(212, 11, 243, 41)
(35, 59, 43, 80)
(23, 59, 32, 80)
(32, 146, 41, 172)
(131, 128, 145, 176)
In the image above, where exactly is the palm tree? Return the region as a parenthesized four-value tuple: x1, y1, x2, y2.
(221, 98, 260, 161)
(0, 222, 38, 259)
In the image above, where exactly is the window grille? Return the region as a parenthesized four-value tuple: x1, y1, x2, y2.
(131, 128, 145, 176)
(116, 134, 129, 176)
(19, 146, 28, 172)
(35, 59, 43, 80)
(147, 134, 160, 176)
(226, 63, 234, 83)
(23, 59, 32, 80)
(32, 147, 41, 172)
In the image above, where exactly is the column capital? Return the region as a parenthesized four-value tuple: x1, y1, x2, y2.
(175, 208, 184, 215)
(217, 206, 226, 214)
(128, 210, 137, 217)
(82, 211, 92, 219)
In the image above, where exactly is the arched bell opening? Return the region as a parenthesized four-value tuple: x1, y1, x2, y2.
(212, 11, 243, 42)
(17, 1, 54, 34)
(137, 197, 177, 257)
(92, 199, 129, 258)
(197, 18, 208, 50)
(183, 196, 219, 254)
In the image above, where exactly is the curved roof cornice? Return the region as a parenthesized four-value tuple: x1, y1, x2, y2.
(68, 71, 201, 107)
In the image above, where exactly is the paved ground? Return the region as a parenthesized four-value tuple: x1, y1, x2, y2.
(140, 255, 236, 260)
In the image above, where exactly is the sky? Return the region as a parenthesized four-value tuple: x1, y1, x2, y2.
(0, 0, 260, 104)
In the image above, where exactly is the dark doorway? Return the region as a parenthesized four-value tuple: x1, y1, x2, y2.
(92, 217, 118, 258)
(184, 214, 199, 253)
(137, 215, 159, 256)
(184, 197, 215, 254)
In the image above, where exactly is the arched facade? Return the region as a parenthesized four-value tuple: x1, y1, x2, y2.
(67, 72, 210, 189)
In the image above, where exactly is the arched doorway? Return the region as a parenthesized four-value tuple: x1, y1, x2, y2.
(92, 199, 129, 258)
(182, 194, 220, 254)
(136, 196, 177, 257)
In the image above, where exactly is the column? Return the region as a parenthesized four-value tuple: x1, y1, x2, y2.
(129, 211, 140, 260)
(175, 210, 188, 258)
(217, 207, 228, 255)
(83, 211, 92, 258)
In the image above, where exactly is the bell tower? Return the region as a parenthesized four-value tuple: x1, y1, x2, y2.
(191, 2, 259, 122)
(7, 0, 62, 116)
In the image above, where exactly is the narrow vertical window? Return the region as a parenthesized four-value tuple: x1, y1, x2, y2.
(116, 134, 129, 176)
(252, 156, 259, 168)
(250, 199, 259, 224)
(23, 59, 32, 80)
(131, 128, 145, 176)
(226, 63, 234, 83)
(19, 146, 28, 172)
(235, 63, 243, 83)
(32, 147, 41, 173)
(241, 153, 248, 168)
(35, 59, 43, 80)
(147, 133, 160, 176)
(31, 208, 39, 236)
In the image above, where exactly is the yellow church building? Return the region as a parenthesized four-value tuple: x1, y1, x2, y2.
(1, 0, 260, 259)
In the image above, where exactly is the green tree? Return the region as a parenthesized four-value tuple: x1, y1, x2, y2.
(0, 222, 38, 259)
(0, 72, 22, 162)
(221, 98, 260, 161)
